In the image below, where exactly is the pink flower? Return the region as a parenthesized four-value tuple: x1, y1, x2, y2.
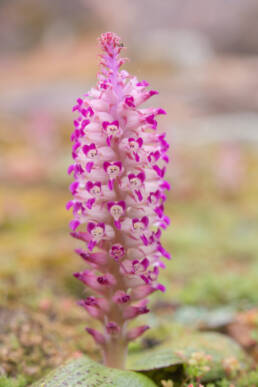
(109, 243, 125, 261)
(67, 32, 170, 369)
(102, 120, 121, 145)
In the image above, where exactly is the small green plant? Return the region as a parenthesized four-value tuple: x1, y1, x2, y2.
(238, 368, 258, 387)
(206, 368, 258, 387)
(0, 376, 27, 387)
(222, 356, 242, 380)
(180, 351, 212, 386)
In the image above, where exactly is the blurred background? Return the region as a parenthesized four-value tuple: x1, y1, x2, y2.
(0, 0, 258, 383)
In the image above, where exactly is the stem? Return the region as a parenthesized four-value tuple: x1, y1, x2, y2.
(102, 338, 128, 369)
(100, 52, 129, 369)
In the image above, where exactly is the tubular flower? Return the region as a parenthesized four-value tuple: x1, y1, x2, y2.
(67, 32, 170, 369)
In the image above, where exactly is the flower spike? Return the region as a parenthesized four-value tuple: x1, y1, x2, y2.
(67, 32, 170, 369)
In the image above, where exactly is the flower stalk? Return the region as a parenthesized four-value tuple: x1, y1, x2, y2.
(67, 32, 170, 369)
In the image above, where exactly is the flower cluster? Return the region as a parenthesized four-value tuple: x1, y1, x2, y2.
(67, 32, 170, 368)
(184, 352, 212, 385)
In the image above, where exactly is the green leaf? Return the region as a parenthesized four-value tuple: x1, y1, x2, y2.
(127, 348, 184, 386)
(128, 348, 183, 371)
(172, 332, 248, 362)
(129, 332, 248, 371)
(31, 355, 157, 387)
(127, 332, 250, 385)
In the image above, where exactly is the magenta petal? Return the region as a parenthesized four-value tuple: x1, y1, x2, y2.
(70, 231, 90, 242)
(146, 114, 157, 129)
(80, 296, 97, 307)
(75, 249, 107, 266)
(123, 305, 149, 320)
(137, 172, 145, 183)
(109, 244, 125, 260)
(141, 216, 149, 227)
(157, 108, 166, 115)
(86, 181, 93, 192)
(87, 222, 96, 233)
(102, 121, 109, 129)
(132, 218, 138, 227)
(69, 181, 79, 195)
(155, 228, 162, 238)
(107, 201, 115, 210)
(136, 80, 149, 87)
(82, 145, 89, 154)
(137, 138, 143, 147)
(88, 240, 96, 251)
(108, 179, 113, 191)
(163, 154, 170, 163)
(158, 243, 171, 259)
(156, 283, 166, 292)
(86, 162, 94, 173)
(141, 258, 149, 270)
(164, 216, 170, 225)
(88, 106, 94, 116)
(84, 305, 102, 319)
(86, 328, 105, 345)
(67, 165, 74, 175)
(69, 220, 80, 231)
(81, 119, 90, 129)
(103, 161, 111, 172)
(159, 262, 166, 269)
(118, 200, 126, 210)
(113, 290, 130, 304)
(97, 276, 109, 285)
(141, 234, 149, 246)
(131, 285, 156, 299)
(149, 90, 159, 96)
(114, 220, 121, 229)
(125, 96, 135, 107)
(160, 181, 171, 191)
(135, 190, 143, 201)
(98, 222, 105, 230)
(114, 161, 122, 170)
(134, 152, 140, 162)
(127, 325, 149, 341)
(106, 321, 120, 335)
(66, 200, 73, 210)
(86, 198, 95, 209)
(88, 143, 96, 151)
(153, 165, 166, 178)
